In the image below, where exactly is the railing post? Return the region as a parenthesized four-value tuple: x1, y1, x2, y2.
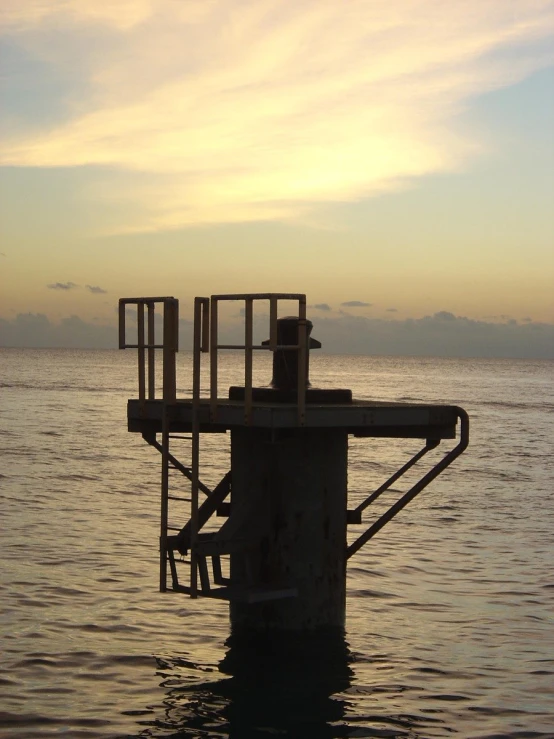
(201, 298, 210, 352)
(269, 296, 278, 350)
(147, 301, 155, 400)
(297, 296, 307, 426)
(162, 299, 178, 403)
(137, 303, 146, 406)
(210, 298, 218, 421)
(244, 298, 254, 424)
(161, 298, 178, 593)
(118, 299, 126, 349)
(189, 298, 207, 598)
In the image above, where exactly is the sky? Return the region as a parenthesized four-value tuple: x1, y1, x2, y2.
(1, 0, 553, 357)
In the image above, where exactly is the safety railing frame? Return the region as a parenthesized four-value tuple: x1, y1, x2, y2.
(208, 293, 308, 425)
(118, 296, 179, 405)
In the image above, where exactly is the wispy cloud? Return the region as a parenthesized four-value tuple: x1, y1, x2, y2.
(341, 300, 372, 308)
(2, 0, 553, 232)
(312, 303, 331, 312)
(47, 281, 78, 290)
(86, 284, 108, 294)
(1, 0, 154, 32)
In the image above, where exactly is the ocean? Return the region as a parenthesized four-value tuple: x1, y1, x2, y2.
(0, 348, 553, 738)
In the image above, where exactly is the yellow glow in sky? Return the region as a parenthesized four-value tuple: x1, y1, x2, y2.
(0, 0, 553, 354)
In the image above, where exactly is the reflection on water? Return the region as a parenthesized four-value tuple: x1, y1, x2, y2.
(143, 629, 354, 738)
(137, 630, 444, 738)
(2, 350, 553, 738)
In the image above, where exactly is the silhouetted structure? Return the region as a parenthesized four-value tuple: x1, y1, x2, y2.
(119, 293, 468, 634)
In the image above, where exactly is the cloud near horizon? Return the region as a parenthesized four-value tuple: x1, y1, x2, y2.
(1, 310, 553, 359)
(47, 281, 78, 290)
(86, 285, 108, 294)
(341, 301, 372, 308)
(1, 0, 553, 232)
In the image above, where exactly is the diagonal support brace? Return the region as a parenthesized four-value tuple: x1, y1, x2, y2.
(144, 434, 213, 498)
(347, 408, 469, 559)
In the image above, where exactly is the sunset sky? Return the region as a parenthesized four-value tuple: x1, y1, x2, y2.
(1, 0, 553, 356)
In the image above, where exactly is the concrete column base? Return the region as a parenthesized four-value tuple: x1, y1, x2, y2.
(227, 427, 348, 631)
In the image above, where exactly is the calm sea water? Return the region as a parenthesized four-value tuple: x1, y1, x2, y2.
(0, 348, 553, 739)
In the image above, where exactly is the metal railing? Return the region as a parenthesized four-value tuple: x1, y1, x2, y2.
(208, 293, 308, 424)
(118, 297, 179, 404)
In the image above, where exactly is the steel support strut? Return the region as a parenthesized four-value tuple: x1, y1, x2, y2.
(347, 407, 469, 559)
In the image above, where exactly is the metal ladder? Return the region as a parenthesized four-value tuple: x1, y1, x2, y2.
(119, 293, 308, 601)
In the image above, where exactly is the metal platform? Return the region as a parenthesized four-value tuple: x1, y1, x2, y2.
(127, 398, 460, 439)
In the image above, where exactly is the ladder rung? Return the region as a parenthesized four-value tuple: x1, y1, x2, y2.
(168, 496, 191, 502)
(168, 435, 193, 440)
(167, 526, 183, 531)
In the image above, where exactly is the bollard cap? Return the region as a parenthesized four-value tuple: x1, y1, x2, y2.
(229, 316, 352, 404)
(262, 316, 321, 351)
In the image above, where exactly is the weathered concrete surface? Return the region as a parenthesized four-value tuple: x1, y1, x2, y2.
(227, 427, 348, 631)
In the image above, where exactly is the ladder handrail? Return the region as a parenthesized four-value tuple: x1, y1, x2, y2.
(118, 296, 179, 594)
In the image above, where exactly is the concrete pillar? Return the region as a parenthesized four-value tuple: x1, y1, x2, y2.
(227, 426, 348, 632)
